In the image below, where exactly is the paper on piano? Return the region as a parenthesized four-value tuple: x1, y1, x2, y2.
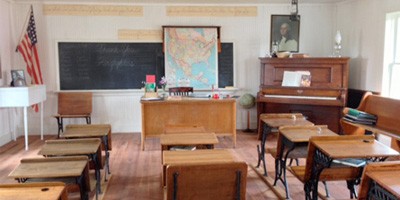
(282, 71, 310, 87)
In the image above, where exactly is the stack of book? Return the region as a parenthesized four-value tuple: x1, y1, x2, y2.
(343, 108, 377, 125)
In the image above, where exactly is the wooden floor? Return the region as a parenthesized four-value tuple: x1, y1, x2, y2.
(0, 131, 353, 200)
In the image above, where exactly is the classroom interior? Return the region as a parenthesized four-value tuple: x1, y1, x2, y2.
(1, 0, 400, 200)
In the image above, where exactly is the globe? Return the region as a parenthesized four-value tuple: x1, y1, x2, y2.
(239, 93, 255, 109)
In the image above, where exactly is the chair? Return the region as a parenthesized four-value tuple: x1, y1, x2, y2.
(165, 162, 248, 200)
(168, 87, 193, 96)
(53, 92, 92, 138)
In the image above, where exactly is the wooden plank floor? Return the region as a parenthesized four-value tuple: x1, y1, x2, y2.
(0, 131, 353, 200)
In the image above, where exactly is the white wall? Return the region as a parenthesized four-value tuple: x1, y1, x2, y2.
(337, 0, 400, 92)
(1, 1, 338, 145)
(0, 0, 18, 146)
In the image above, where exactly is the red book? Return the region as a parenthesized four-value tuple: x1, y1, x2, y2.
(146, 75, 155, 83)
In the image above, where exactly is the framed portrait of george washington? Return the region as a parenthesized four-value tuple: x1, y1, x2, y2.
(270, 15, 300, 52)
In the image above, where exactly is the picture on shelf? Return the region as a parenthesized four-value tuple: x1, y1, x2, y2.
(11, 69, 27, 87)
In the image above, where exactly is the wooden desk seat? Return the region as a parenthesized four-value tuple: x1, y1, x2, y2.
(165, 162, 248, 200)
(358, 161, 400, 200)
(9, 156, 91, 200)
(164, 124, 206, 134)
(65, 124, 112, 151)
(257, 113, 304, 140)
(54, 92, 92, 138)
(341, 92, 400, 151)
(289, 136, 366, 199)
(0, 182, 68, 200)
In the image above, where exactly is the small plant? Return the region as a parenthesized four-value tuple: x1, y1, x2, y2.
(159, 76, 167, 88)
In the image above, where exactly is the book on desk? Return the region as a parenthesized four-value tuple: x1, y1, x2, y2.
(332, 158, 367, 167)
(343, 108, 377, 125)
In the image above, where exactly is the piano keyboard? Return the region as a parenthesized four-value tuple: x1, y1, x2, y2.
(264, 95, 337, 100)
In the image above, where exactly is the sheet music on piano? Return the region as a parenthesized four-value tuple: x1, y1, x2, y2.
(282, 71, 311, 87)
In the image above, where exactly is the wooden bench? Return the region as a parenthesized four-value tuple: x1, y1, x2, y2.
(341, 92, 400, 151)
(289, 135, 366, 199)
(358, 161, 400, 200)
(165, 162, 248, 200)
(54, 92, 92, 138)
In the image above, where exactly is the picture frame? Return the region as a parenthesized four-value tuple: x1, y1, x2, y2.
(270, 15, 300, 52)
(11, 69, 27, 87)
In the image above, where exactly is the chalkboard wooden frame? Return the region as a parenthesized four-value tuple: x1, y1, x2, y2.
(56, 41, 234, 91)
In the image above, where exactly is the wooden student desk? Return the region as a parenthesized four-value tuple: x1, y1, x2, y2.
(141, 99, 236, 150)
(257, 113, 314, 176)
(305, 136, 399, 200)
(8, 156, 90, 200)
(62, 124, 112, 181)
(0, 182, 68, 200)
(162, 149, 235, 186)
(38, 138, 102, 197)
(275, 125, 337, 199)
(160, 132, 219, 151)
(358, 161, 400, 200)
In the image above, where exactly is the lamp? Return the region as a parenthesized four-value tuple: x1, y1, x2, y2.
(333, 30, 342, 57)
(290, 0, 300, 21)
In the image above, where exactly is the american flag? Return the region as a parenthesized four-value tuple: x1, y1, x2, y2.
(16, 7, 43, 112)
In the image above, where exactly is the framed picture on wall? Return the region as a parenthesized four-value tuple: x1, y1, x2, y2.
(11, 69, 27, 87)
(270, 15, 300, 52)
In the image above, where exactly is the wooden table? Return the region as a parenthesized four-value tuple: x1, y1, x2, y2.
(275, 125, 337, 199)
(257, 114, 314, 176)
(8, 156, 90, 200)
(0, 182, 67, 200)
(38, 138, 102, 197)
(62, 124, 111, 181)
(141, 99, 236, 150)
(160, 132, 219, 151)
(162, 149, 235, 186)
(306, 137, 399, 200)
(0, 85, 46, 150)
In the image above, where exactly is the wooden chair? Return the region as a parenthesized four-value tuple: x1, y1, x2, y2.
(165, 162, 248, 200)
(168, 87, 193, 96)
(54, 92, 92, 138)
(290, 135, 367, 199)
(358, 161, 400, 200)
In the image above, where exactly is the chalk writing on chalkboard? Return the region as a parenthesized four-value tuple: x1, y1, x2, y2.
(58, 42, 233, 90)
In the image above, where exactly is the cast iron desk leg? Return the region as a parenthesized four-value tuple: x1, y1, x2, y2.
(256, 123, 271, 176)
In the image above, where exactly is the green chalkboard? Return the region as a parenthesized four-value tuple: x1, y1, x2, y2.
(58, 42, 233, 90)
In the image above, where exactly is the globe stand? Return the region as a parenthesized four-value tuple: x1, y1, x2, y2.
(243, 109, 254, 133)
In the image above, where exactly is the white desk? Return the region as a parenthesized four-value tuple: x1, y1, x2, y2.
(0, 85, 46, 150)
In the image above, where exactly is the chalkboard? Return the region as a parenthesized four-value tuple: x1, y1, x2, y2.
(58, 42, 233, 90)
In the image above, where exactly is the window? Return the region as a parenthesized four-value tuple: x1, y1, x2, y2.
(383, 12, 400, 99)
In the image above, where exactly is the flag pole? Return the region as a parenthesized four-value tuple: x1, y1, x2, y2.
(15, 5, 33, 52)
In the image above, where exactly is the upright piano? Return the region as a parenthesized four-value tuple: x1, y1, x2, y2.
(257, 57, 349, 137)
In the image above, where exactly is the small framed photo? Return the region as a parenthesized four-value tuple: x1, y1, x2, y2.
(11, 69, 27, 87)
(270, 15, 300, 52)
(300, 74, 311, 87)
